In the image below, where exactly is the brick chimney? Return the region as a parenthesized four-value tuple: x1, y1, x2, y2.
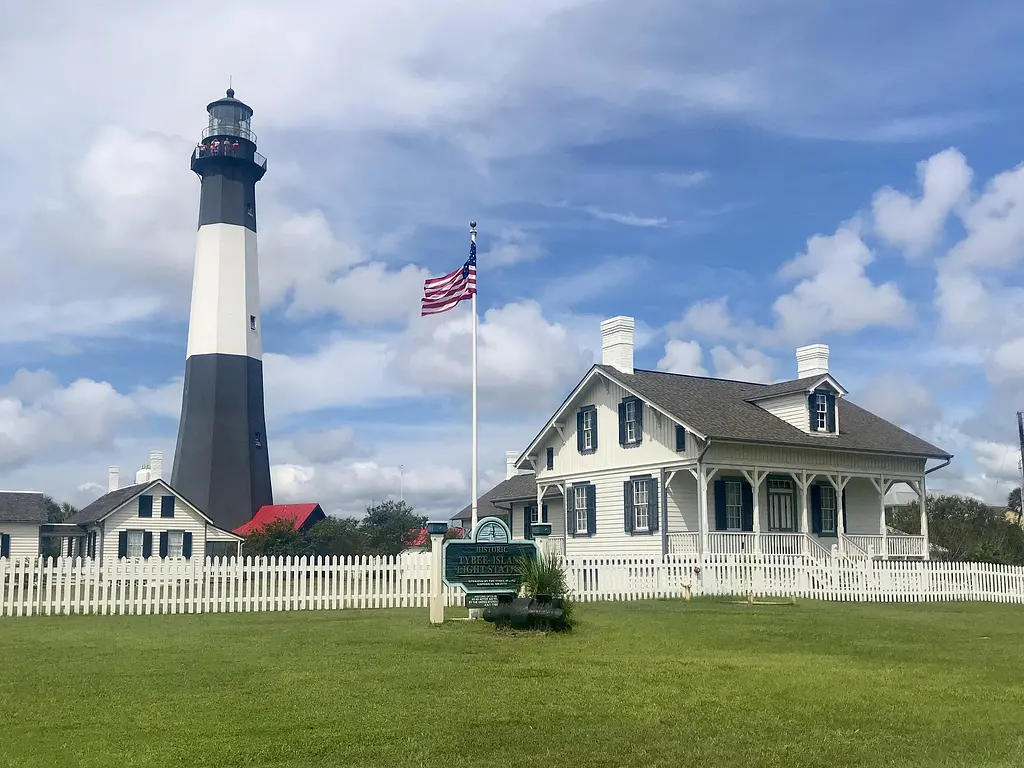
(601, 316, 634, 375)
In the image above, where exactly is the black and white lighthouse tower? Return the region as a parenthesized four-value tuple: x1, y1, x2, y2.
(172, 88, 273, 531)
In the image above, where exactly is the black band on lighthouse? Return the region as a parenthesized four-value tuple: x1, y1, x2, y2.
(197, 161, 259, 232)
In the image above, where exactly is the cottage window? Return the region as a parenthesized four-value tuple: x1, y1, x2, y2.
(168, 531, 184, 559)
(582, 410, 594, 451)
(126, 530, 144, 559)
(624, 400, 638, 443)
(815, 393, 828, 431)
(820, 485, 837, 533)
(574, 486, 588, 534)
(633, 480, 649, 531)
(530, 505, 539, 524)
(767, 478, 795, 531)
(725, 481, 743, 530)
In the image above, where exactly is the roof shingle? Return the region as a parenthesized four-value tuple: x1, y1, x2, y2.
(0, 492, 50, 524)
(68, 483, 151, 525)
(452, 475, 559, 521)
(598, 365, 951, 458)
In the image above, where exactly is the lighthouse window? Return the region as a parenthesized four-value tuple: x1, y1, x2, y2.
(254, 431, 262, 447)
(246, 203, 254, 217)
(250, 315, 256, 331)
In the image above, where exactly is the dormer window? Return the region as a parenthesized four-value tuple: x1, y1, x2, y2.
(808, 389, 836, 433)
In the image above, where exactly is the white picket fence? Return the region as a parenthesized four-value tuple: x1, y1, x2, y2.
(2, 553, 1023, 617)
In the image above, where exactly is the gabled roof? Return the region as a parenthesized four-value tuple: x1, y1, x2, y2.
(0, 491, 50, 524)
(233, 503, 325, 536)
(452, 474, 561, 522)
(69, 479, 215, 526)
(595, 366, 951, 459)
(744, 373, 847, 401)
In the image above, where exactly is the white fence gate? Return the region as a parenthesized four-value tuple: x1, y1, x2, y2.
(2, 553, 1023, 617)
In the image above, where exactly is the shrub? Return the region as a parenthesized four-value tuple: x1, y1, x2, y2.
(515, 549, 575, 628)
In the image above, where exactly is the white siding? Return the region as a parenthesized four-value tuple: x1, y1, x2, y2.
(841, 476, 883, 535)
(562, 468, 664, 558)
(533, 376, 695, 481)
(706, 441, 926, 476)
(100, 492, 209, 565)
(666, 471, 700, 533)
(1, 523, 40, 560)
(759, 393, 813, 433)
(508, 499, 566, 540)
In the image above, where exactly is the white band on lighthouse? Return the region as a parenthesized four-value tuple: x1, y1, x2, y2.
(185, 223, 263, 360)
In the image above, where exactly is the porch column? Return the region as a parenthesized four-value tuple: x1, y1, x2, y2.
(879, 477, 888, 559)
(918, 474, 930, 560)
(700, 467, 718, 556)
(741, 468, 766, 554)
(799, 471, 809, 555)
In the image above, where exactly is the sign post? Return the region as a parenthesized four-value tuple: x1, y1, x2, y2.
(443, 517, 538, 614)
(426, 521, 449, 625)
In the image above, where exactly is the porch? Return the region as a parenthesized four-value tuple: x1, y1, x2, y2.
(663, 465, 930, 560)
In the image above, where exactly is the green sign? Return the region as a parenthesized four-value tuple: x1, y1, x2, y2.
(443, 517, 538, 594)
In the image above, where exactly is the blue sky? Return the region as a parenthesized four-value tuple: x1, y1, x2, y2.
(2, 0, 1024, 516)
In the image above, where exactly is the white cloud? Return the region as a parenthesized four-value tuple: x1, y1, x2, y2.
(872, 147, 972, 256)
(582, 206, 667, 227)
(657, 340, 708, 376)
(854, 373, 940, 434)
(658, 171, 710, 188)
(480, 230, 545, 268)
(709, 345, 775, 383)
(771, 222, 913, 342)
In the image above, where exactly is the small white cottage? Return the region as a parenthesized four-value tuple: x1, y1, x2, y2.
(0, 491, 48, 559)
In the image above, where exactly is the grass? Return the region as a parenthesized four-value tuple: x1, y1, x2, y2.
(1, 600, 1023, 767)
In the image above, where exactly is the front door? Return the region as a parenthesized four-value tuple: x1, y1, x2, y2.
(767, 479, 795, 531)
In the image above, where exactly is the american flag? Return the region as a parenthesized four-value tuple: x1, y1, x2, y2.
(421, 240, 477, 316)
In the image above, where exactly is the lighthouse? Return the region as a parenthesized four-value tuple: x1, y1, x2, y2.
(171, 88, 273, 532)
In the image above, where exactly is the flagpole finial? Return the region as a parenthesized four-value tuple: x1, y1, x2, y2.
(469, 220, 477, 232)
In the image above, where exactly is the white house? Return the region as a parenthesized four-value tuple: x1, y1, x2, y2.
(0, 492, 48, 560)
(457, 315, 952, 561)
(65, 477, 242, 564)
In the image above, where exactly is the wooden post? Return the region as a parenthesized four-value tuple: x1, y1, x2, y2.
(799, 471, 809, 555)
(426, 521, 447, 624)
(919, 475, 930, 561)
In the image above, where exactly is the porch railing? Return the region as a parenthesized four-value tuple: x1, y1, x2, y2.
(887, 535, 926, 558)
(846, 535, 884, 557)
(760, 533, 806, 556)
(546, 537, 566, 556)
(707, 532, 757, 554)
(667, 532, 699, 555)
(841, 536, 873, 559)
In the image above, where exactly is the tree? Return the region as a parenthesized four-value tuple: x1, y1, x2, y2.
(306, 517, 366, 558)
(359, 500, 426, 557)
(891, 493, 1024, 565)
(242, 518, 308, 557)
(41, 495, 77, 523)
(1007, 486, 1021, 516)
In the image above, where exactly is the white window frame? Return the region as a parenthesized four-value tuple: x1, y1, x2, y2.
(725, 480, 743, 531)
(820, 485, 837, 533)
(625, 400, 638, 443)
(815, 393, 828, 431)
(633, 480, 650, 531)
(529, 506, 539, 524)
(767, 478, 795, 532)
(582, 409, 594, 451)
(127, 530, 144, 559)
(574, 486, 588, 534)
(167, 530, 184, 559)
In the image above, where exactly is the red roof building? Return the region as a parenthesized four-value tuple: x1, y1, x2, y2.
(233, 503, 326, 536)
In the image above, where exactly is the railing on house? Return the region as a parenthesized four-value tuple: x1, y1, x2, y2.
(887, 535, 926, 558)
(806, 536, 834, 561)
(841, 536, 873, 560)
(759, 533, 806, 556)
(706, 532, 757, 554)
(546, 537, 566, 556)
(667, 532, 699, 555)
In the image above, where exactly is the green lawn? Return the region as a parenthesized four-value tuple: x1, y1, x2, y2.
(1, 600, 1023, 768)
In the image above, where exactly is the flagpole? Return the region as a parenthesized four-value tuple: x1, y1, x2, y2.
(470, 221, 479, 533)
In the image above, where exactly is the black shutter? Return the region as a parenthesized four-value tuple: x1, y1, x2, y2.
(118, 531, 128, 559)
(714, 480, 727, 530)
(160, 496, 175, 518)
(649, 479, 659, 533)
(546, 447, 554, 470)
(841, 488, 848, 532)
(159, 532, 169, 558)
(618, 402, 627, 445)
(808, 393, 818, 432)
(623, 481, 634, 534)
(590, 408, 598, 452)
(810, 485, 823, 533)
(541, 503, 548, 523)
(634, 400, 643, 441)
(142, 532, 153, 559)
(183, 532, 193, 559)
(566, 488, 576, 536)
(0, 534, 9, 559)
(586, 484, 597, 536)
(523, 507, 533, 540)
(577, 410, 585, 453)
(675, 425, 686, 452)
(827, 394, 837, 433)
(741, 482, 754, 532)
(138, 495, 153, 517)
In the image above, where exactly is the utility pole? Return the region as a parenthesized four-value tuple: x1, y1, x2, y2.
(400, 464, 404, 503)
(1017, 411, 1024, 507)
